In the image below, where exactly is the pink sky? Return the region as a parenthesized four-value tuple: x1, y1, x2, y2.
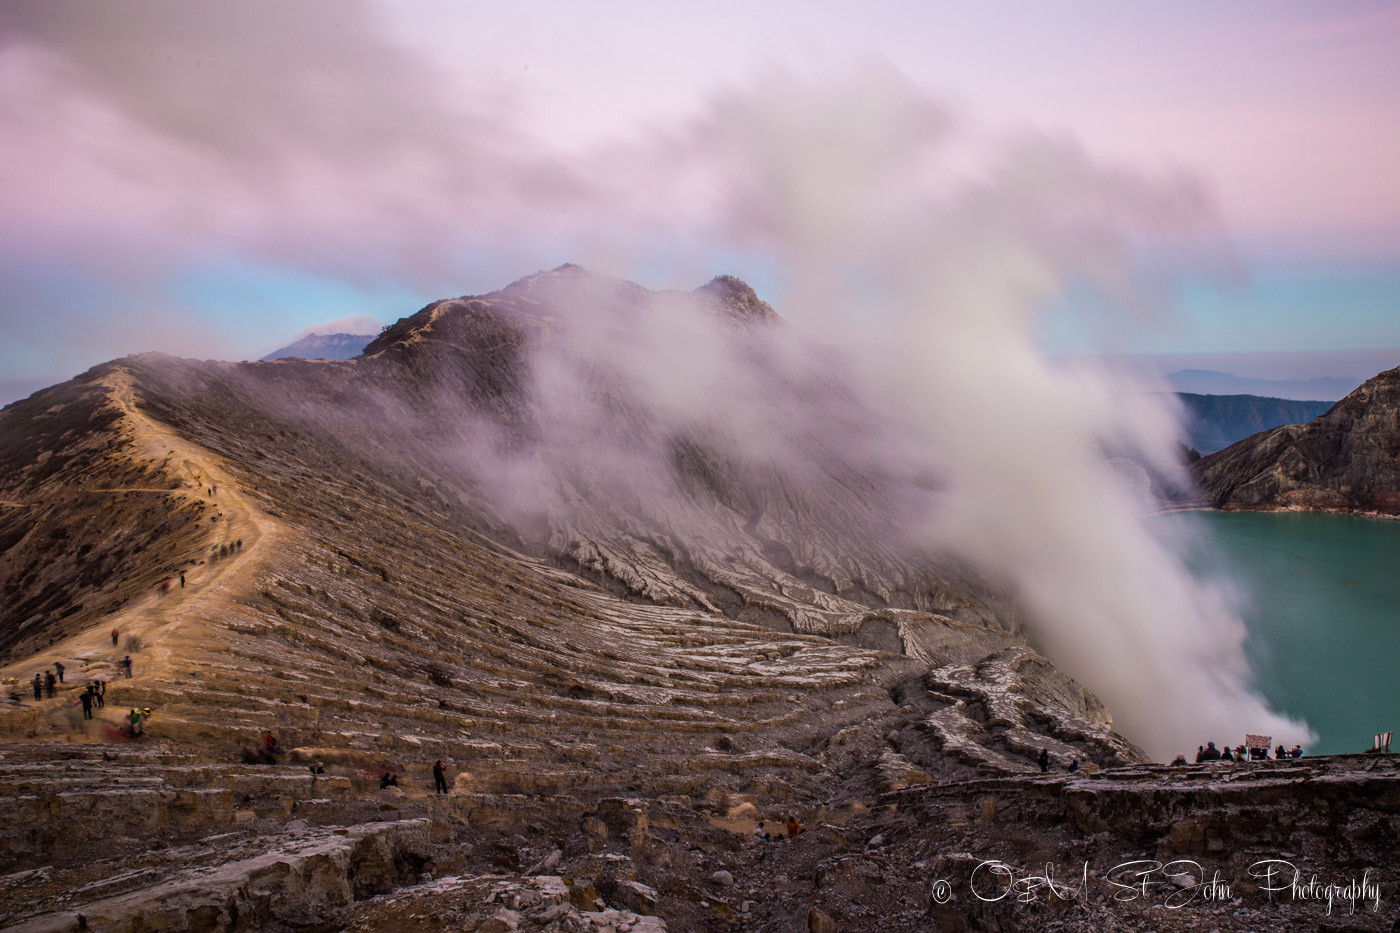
(0, 1, 1396, 395)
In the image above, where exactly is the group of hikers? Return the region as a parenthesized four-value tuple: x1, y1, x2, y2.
(1172, 741, 1304, 765)
(110, 630, 138, 675)
(14, 653, 129, 719)
(77, 681, 108, 718)
(26, 662, 121, 699)
(376, 759, 451, 794)
(251, 737, 451, 797)
(208, 540, 242, 563)
(1036, 748, 1080, 774)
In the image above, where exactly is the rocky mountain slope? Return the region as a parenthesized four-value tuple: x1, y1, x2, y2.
(1, 268, 1396, 931)
(1192, 365, 1400, 514)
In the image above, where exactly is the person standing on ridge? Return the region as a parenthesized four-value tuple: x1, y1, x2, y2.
(432, 760, 449, 795)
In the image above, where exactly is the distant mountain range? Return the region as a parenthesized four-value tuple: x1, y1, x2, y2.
(259, 332, 375, 362)
(1176, 393, 1334, 455)
(1166, 369, 1358, 401)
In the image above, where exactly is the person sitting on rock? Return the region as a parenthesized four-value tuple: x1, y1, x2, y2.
(380, 771, 398, 790)
(1194, 745, 1205, 763)
(1170, 753, 1188, 766)
(786, 816, 804, 837)
(1220, 745, 1233, 762)
(1202, 742, 1221, 761)
(1068, 758, 1079, 773)
(262, 731, 280, 759)
(1291, 745, 1303, 758)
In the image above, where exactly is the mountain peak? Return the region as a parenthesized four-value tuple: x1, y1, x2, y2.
(695, 274, 779, 325)
(261, 332, 377, 362)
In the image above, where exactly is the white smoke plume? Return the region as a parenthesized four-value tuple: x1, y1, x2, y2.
(447, 69, 1313, 759)
(0, 1, 1311, 757)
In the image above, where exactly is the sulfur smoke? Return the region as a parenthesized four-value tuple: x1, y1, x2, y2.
(0, 0, 1312, 757)
(478, 71, 1314, 759)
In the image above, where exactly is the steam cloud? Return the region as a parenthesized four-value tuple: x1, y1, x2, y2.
(1, 3, 1312, 757)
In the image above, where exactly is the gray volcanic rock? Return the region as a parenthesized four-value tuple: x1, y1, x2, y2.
(1192, 365, 1400, 514)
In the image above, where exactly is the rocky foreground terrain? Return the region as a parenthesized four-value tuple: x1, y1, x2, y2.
(1192, 366, 1400, 515)
(1, 267, 1397, 931)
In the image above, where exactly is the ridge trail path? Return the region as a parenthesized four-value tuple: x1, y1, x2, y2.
(1, 373, 287, 710)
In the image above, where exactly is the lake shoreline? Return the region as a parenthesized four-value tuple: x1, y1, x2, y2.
(1151, 502, 1400, 521)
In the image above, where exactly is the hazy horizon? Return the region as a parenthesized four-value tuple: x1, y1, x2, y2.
(1, 2, 1396, 395)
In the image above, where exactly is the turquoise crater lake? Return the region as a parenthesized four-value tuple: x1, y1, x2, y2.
(1170, 510, 1400, 756)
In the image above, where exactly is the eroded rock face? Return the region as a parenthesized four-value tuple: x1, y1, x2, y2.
(1192, 366, 1400, 514)
(4, 819, 430, 933)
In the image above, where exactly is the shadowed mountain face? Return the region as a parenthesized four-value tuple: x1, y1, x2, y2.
(1176, 392, 1335, 454)
(1192, 366, 1400, 514)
